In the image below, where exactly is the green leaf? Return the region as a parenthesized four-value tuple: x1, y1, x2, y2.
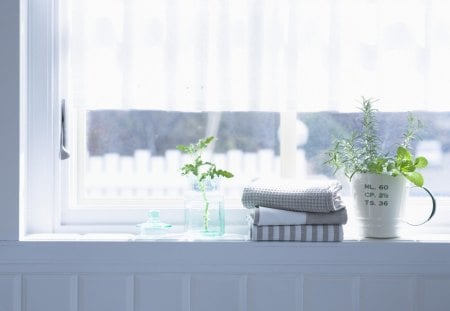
(390, 168, 400, 177)
(397, 146, 411, 161)
(180, 164, 197, 176)
(204, 136, 214, 145)
(414, 156, 428, 169)
(198, 136, 214, 149)
(386, 161, 396, 172)
(401, 164, 416, 172)
(403, 171, 424, 187)
(178, 136, 233, 182)
(176, 145, 190, 153)
(367, 162, 382, 174)
(367, 157, 388, 174)
(216, 169, 234, 178)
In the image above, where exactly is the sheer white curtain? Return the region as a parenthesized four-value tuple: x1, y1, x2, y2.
(66, 0, 450, 112)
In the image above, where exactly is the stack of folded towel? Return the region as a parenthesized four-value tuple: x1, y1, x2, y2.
(242, 179, 347, 242)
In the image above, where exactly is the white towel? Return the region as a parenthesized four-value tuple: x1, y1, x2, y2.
(249, 206, 348, 226)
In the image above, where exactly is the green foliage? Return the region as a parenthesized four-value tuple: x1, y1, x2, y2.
(401, 113, 424, 149)
(177, 136, 234, 183)
(177, 136, 233, 232)
(325, 97, 428, 187)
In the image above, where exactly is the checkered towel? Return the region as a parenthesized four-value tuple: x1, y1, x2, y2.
(250, 224, 343, 242)
(242, 179, 345, 213)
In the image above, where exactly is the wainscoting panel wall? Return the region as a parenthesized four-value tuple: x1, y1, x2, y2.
(1, 273, 450, 311)
(22, 275, 74, 311)
(1, 241, 450, 311)
(417, 277, 450, 311)
(78, 275, 131, 311)
(360, 276, 416, 311)
(134, 274, 188, 311)
(303, 275, 356, 310)
(0, 275, 20, 311)
(247, 275, 299, 311)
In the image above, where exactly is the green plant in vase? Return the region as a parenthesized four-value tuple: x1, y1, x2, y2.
(324, 97, 435, 238)
(325, 97, 428, 186)
(177, 136, 233, 233)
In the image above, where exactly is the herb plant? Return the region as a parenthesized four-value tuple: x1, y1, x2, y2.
(325, 97, 428, 187)
(177, 136, 233, 231)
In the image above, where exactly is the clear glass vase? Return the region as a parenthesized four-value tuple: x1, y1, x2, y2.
(184, 179, 225, 237)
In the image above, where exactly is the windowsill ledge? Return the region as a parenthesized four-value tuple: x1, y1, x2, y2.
(3, 235, 450, 276)
(2, 229, 450, 278)
(19, 232, 450, 243)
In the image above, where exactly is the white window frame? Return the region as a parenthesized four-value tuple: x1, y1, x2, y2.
(24, 0, 61, 234)
(24, 0, 450, 237)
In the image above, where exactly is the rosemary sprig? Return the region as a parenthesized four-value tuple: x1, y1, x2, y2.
(324, 97, 428, 187)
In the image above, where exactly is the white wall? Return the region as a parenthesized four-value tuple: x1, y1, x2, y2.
(0, 0, 20, 240)
(1, 242, 450, 311)
(1, 2, 450, 311)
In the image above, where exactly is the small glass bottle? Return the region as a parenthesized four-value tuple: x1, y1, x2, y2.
(136, 210, 172, 238)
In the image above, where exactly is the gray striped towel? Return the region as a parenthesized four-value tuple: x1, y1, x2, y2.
(242, 179, 345, 213)
(250, 207, 348, 226)
(250, 224, 343, 242)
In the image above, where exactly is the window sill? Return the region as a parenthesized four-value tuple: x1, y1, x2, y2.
(3, 235, 450, 276)
(20, 232, 450, 243)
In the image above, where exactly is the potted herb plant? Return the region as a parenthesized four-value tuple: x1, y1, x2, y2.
(325, 97, 435, 238)
(177, 136, 233, 236)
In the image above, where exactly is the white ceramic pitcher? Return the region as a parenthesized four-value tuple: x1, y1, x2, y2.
(351, 173, 436, 238)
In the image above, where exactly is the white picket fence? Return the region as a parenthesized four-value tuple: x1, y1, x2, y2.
(84, 149, 308, 198)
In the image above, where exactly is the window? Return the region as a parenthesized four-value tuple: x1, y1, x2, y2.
(25, 0, 450, 235)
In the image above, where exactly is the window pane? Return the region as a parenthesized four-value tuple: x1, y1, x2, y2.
(82, 110, 279, 199)
(82, 110, 450, 203)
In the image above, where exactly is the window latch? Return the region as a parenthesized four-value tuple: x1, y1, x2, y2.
(60, 99, 70, 160)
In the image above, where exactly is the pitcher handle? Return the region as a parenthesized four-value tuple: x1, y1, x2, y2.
(407, 186, 436, 226)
